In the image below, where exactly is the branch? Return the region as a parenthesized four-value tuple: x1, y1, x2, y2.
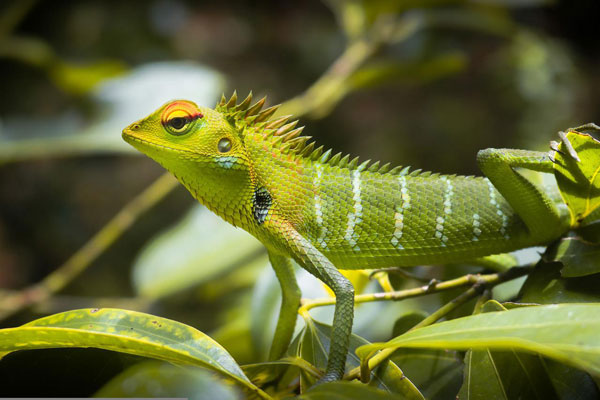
(343, 265, 533, 381)
(299, 266, 532, 314)
(0, 172, 178, 322)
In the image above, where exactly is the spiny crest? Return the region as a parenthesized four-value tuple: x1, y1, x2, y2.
(216, 91, 439, 177)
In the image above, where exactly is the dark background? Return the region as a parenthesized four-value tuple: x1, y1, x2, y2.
(0, 0, 599, 396)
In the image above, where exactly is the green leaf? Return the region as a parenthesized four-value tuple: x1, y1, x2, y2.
(392, 349, 463, 400)
(357, 304, 600, 378)
(95, 361, 240, 400)
(0, 308, 268, 398)
(519, 260, 600, 303)
(553, 128, 600, 226)
(242, 357, 321, 394)
(458, 301, 558, 400)
(460, 349, 558, 400)
(298, 381, 401, 400)
(392, 312, 428, 337)
(458, 301, 598, 399)
(132, 205, 266, 298)
(552, 237, 600, 277)
(350, 52, 467, 90)
(249, 264, 286, 360)
(541, 358, 600, 400)
(297, 318, 424, 398)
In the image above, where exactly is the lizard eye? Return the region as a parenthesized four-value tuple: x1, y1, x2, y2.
(164, 114, 192, 136)
(167, 117, 189, 132)
(218, 138, 232, 153)
(161, 101, 203, 136)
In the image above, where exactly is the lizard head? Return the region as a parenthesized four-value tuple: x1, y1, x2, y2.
(122, 99, 254, 218)
(122, 99, 249, 165)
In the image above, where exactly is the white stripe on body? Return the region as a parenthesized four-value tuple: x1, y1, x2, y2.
(486, 179, 510, 240)
(435, 176, 453, 246)
(391, 175, 411, 249)
(314, 164, 329, 249)
(345, 170, 363, 251)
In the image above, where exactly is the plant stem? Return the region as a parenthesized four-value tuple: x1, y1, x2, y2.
(0, 172, 178, 322)
(277, 17, 404, 119)
(342, 266, 532, 381)
(299, 266, 531, 314)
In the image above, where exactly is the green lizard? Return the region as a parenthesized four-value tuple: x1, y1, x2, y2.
(122, 92, 575, 383)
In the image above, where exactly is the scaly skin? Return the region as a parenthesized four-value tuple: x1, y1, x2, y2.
(122, 93, 572, 383)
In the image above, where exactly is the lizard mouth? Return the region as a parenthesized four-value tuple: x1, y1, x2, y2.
(121, 126, 199, 157)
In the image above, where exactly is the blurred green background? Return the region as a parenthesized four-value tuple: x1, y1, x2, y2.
(0, 0, 599, 397)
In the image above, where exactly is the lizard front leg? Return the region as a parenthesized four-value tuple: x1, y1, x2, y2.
(267, 251, 301, 361)
(272, 221, 354, 383)
(477, 148, 570, 240)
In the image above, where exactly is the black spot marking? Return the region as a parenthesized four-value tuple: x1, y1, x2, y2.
(90, 308, 99, 313)
(253, 187, 272, 225)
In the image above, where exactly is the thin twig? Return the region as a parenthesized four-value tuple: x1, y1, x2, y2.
(343, 266, 533, 381)
(0, 172, 178, 322)
(299, 266, 532, 314)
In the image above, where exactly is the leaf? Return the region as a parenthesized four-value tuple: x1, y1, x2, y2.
(541, 358, 600, 400)
(460, 349, 558, 400)
(458, 301, 599, 399)
(95, 361, 241, 400)
(297, 318, 424, 398)
(298, 381, 400, 400)
(243, 357, 321, 391)
(458, 301, 558, 400)
(553, 128, 600, 226)
(357, 304, 600, 378)
(249, 264, 287, 360)
(132, 205, 266, 298)
(392, 349, 463, 400)
(519, 260, 600, 303)
(392, 312, 428, 337)
(0, 308, 268, 398)
(552, 237, 600, 277)
(350, 52, 467, 90)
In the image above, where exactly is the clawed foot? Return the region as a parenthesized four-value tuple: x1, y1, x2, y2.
(550, 131, 580, 162)
(550, 123, 600, 163)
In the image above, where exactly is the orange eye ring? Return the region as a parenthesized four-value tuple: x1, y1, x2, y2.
(161, 101, 203, 136)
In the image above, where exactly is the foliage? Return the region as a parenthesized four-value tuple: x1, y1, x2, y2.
(1, 0, 600, 399)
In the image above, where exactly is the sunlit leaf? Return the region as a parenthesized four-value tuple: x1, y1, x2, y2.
(95, 361, 240, 400)
(297, 318, 424, 398)
(0, 308, 266, 397)
(132, 205, 265, 298)
(357, 304, 600, 378)
(553, 128, 600, 226)
(552, 237, 600, 277)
